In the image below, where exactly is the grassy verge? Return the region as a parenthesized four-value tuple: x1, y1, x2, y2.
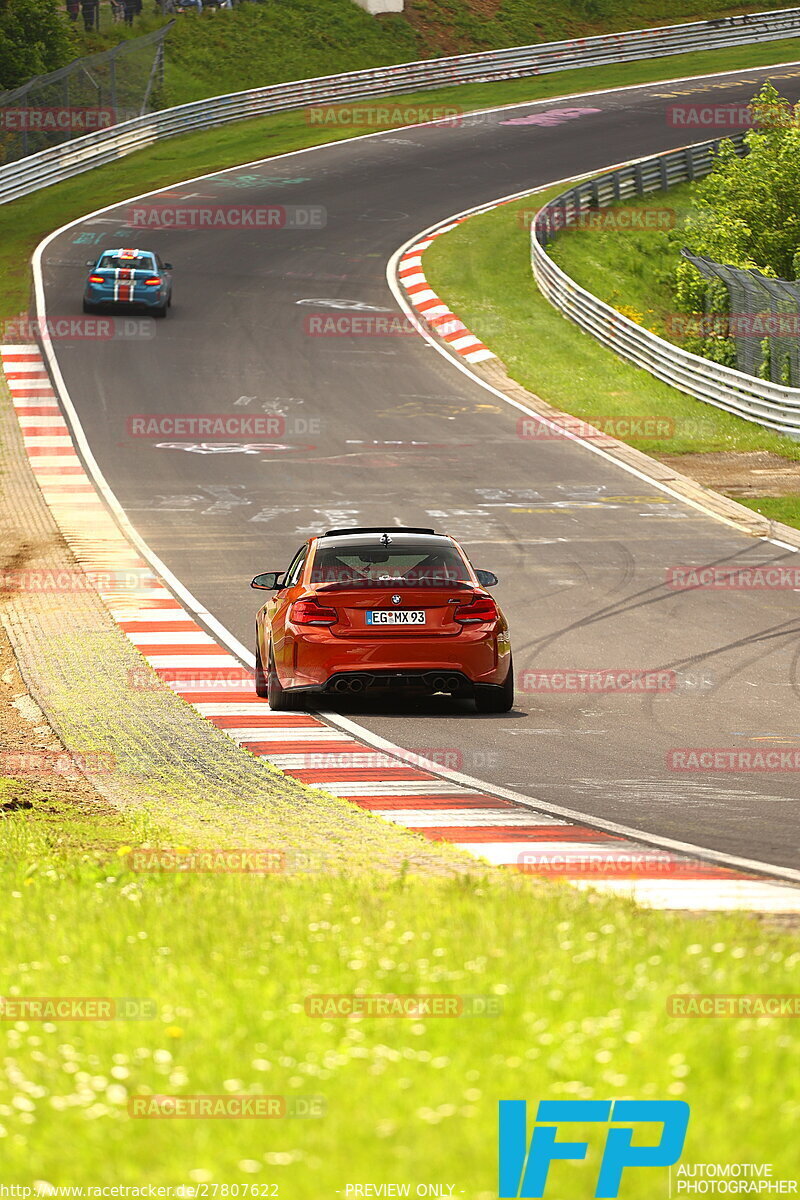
(424, 187, 800, 459)
(1, 805, 799, 1185)
(8, 37, 800, 325)
(548, 181, 696, 342)
(738, 495, 800, 526)
(77, 0, 800, 95)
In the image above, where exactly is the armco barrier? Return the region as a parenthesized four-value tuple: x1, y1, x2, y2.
(3, 7, 800, 204)
(531, 135, 800, 438)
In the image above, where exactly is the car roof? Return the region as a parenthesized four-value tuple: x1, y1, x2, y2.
(319, 526, 439, 538)
(99, 248, 156, 259)
(312, 532, 455, 548)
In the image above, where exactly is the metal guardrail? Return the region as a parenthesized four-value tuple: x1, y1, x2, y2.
(531, 137, 800, 438)
(3, 6, 800, 204)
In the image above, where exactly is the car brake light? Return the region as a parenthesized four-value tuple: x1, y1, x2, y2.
(143, 277, 162, 286)
(88, 275, 105, 283)
(290, 599, 337, 626)
(454, 594, 497, 624)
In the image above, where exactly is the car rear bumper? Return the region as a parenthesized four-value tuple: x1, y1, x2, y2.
(283, 630, 507, 690)
(84, 289, 168, 310)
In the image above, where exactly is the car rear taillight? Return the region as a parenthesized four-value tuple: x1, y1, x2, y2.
(143, 277, 162, 286)
(290, 599, 337, 626)
(454, 594, 498, 624)
(88, 275, 105, 283)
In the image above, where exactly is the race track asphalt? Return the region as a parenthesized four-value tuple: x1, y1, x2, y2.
(39, 61, 800, 870)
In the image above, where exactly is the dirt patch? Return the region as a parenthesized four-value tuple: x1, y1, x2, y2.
(658, 451, 800, 498)
(399, 0, 507, 56)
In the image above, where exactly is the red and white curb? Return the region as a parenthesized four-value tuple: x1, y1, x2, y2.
(5, 342, 800, 913)
(398, 225, 495, 364)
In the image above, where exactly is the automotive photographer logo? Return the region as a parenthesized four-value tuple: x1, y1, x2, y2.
(498, 1099, 689, 1198)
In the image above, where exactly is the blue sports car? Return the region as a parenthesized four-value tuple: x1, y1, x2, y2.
(83, 248, 173, 318)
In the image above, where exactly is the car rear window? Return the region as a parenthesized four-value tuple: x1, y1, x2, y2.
(310, 540, 471, 587)
(97, 254, 155, 271)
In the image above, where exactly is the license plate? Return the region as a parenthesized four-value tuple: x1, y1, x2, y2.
(366, 610, 425, 625)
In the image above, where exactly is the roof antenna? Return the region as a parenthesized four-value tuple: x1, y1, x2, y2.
(380, 532, 392, 546)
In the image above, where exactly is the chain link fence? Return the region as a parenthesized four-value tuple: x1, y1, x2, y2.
(0, 23, 172, 164)
(682, 249, 800, 386)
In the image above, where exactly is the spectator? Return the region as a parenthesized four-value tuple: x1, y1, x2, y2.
(65, 0, 80, 20)
(80, 0, 98, 28)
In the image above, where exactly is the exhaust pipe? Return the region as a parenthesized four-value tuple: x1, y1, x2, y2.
(445, 675, 461, 692)
(348, 678, 366, 693)
(430, 676, 448, 691)
(332, 678, 351, 693)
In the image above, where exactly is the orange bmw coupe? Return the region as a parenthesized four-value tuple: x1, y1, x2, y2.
(251, 527, 513, 713)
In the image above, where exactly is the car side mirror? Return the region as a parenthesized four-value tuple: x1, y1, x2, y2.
(251, 571, 283, 590)
(163, 262, 173, 270)
(86, 260, 96, 267)
(475, 569, 498, 588)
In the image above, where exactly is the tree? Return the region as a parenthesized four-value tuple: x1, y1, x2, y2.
(0, 0, 76, 91)
(682, 83, 800, 278)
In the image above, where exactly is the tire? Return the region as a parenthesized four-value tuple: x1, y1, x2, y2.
(475, 655, 514, 714)
(254, 638, 269, 699)
(153, 304, 167, 319)
(82, 299, 96, 313)
(267, 646, 304, 711)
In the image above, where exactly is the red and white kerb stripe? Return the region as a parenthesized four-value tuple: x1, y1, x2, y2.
(397, 222, 495, 364)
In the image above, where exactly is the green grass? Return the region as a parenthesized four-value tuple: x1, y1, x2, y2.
(1, 806, 800, 1186)
(738, 495, 800, 526)
(549, 181, 697, 341)
(423, 186, 800, 459)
